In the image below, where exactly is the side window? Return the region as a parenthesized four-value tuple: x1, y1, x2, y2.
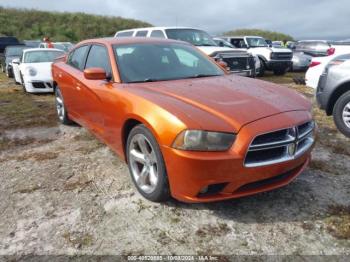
(150, 30, 166, 38)
(85, 45, 112, 75)
(135, 30, 148, 37)
(67, 45, 89, 71)
(117, 31, 134, 37)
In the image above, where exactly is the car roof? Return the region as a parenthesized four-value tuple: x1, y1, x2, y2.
(23, 48, 65, 53)
(78, 37, 192, 46)
(116, 26, 203, 33)
(223, 36, 264, 38)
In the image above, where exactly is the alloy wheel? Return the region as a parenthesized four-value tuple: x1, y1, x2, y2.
(129, 134, 159, 194)
(343, 102, 350, 128)
(55, 89, 65, 121)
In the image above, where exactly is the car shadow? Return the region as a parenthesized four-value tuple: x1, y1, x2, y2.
(165, 170, 330, 224)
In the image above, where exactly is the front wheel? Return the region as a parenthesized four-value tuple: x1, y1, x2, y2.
(55, 87, 73, 125)
(333, 91, 350, 138)
(257, 59, 265, 77)
(126, 125, 170, 202)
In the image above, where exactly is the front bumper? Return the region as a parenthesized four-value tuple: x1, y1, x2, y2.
(316, 73, 329, 112)
(161, 111, 314, 203)
(24, 80, 54, 93)
(266, 60, 292, 71)
(230, 69, 255, 77)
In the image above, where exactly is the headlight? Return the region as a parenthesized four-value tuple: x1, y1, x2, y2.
(27, 67, 37, 76)
(172, 130, 236, 151)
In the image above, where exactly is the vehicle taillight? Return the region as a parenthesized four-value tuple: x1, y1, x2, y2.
(327, 47, 335, 56)
(309, 61, 321, 68)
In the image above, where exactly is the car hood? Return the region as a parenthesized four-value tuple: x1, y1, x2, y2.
(197, 46, 248, 56)
(125, 75, 311, 132)
(5, 55, 20, 63)
(270, 47, 292, 53)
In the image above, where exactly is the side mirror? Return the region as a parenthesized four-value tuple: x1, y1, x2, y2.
(84, 67, 107, 80)
(242, 44, 249, 49)
(12, 58, 20, 65)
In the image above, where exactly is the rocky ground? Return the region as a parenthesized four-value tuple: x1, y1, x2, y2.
(0, 72, 349, 256)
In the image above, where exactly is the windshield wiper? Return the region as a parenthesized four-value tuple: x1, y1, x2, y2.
(128, 78, 158, 83)
(185, 74, 221, 79)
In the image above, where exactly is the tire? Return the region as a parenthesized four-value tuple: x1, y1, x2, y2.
(333, 91, 350, 138)
(20, 73, 27, 93)
(55, 87, 74, 125)
(126, 124, 170, 202)
(273, 68, 287, 75)
(257, 59, 265, 77)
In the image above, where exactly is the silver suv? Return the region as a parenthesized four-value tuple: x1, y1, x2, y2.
(317, 53, 350, 137)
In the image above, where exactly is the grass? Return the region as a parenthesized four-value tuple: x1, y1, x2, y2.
(0, 85, 57, 132)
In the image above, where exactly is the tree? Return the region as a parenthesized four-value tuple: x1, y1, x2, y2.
(0, 7, 152, 41)
(223, 28, 294, 41)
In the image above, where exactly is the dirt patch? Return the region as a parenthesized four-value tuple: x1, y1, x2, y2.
(326, 205, 350, 239)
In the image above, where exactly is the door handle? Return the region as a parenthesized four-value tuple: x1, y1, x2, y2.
(76, 82, 81, 91)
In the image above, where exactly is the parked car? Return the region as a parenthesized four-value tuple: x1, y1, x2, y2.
(0, 36, 20, 53)
(222, 36, 293, 76)
(23, 40, 41, 48)
(294, 40, 335, 57)
(316, 53, 350, 137)
(306, 45, 350, 88)
(115, 27, 257, 77)
(272, 41, 283, 47)
(12, 48, 65, 93)
(39, 42, 74, 52)
(291, 52, 312, 71)
(52, 37, 315, 203)
(213, 37, 261, 76)
(0, 45, 28, 77)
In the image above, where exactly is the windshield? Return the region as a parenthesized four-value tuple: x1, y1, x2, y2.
(6, 46, 27, 56)
(165, 29, 217, 47)
(114, 43, 224, 83)
(246, 37, 268, 47)
(24, 50, 65, 63)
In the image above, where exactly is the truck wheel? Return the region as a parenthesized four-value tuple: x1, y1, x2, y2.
(333, 91, 350, 138)
(273, 68, 287, 75)
(257, 59, 265, 77)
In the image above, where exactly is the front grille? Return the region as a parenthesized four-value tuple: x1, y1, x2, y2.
(245, 121, 315, 167)
(32, 82, 52, 89)
(271, 52, 293, 60)
(235, 164, 303, 193)
(223, 56, 255, 72)
(32, 82, 46, 88)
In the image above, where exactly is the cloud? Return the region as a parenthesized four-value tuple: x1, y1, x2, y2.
(1, 0, 349, 39)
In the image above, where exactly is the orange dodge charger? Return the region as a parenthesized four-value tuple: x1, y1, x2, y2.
(52, 37, 316, 203)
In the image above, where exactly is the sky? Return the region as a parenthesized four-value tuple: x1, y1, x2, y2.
(1, 0, 349, 40)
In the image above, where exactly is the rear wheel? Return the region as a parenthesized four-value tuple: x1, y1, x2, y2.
(273, 68, 287, 75)
(333, 91, 350, 138)
(55, 87, 73, 125)
(257, 58, 265, 77)
(126, 124, 170, 202)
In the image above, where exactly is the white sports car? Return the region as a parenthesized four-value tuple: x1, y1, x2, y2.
(12, 48, 65, 93)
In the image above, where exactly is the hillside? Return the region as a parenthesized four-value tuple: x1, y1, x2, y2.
(0, 7, 152, 42)
(223, 28, 294, 41)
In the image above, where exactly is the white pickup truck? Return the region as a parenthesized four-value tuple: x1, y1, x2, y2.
(115, 27, 257, 77)
(222, 36, 293, 76)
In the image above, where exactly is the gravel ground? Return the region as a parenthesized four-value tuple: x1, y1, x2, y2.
(0, 73, 349, 256)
